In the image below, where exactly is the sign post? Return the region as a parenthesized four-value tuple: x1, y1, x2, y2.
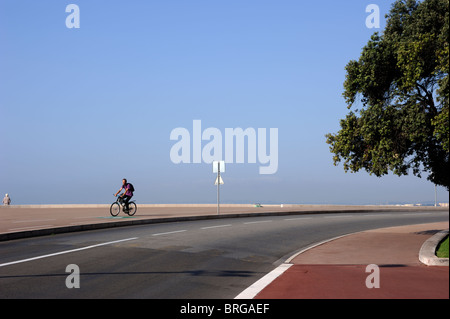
(213, 161, 225, 215)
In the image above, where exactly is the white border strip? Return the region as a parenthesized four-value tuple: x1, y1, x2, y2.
(285, 232, 363, 263)
(234, 263, 293, 299)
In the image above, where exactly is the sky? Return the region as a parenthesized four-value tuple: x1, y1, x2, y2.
(0, 0, 448, 205)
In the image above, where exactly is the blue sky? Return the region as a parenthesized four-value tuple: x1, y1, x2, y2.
(0, 0, 448, 205)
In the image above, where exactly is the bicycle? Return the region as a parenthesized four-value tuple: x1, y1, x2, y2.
(110, 194, 137, 217)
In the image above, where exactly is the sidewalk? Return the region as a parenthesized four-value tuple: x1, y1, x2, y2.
(254, 222, 449, 299)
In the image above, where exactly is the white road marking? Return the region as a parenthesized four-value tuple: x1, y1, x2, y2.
(0, 237, 138, 268)
(152, 230, 187, 236)
(323, 215, 352, 218)
(284, 232, 364, 263)
(244, 220, 273, 225)
(234, 263, 293, 299)
(201, 224, 232, 230)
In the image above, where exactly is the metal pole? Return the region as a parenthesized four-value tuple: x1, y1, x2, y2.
(217, 164, 220, 215)
(435, 184, 437, 207)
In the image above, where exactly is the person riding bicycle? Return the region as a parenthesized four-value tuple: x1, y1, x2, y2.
(114, 178, 134, 212)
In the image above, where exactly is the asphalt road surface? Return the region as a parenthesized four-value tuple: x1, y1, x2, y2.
(0, 210, 448, 299)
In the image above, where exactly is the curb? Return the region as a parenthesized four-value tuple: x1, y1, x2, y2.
(419, 229, 449, 266)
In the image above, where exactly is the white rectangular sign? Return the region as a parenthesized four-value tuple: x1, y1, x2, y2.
(212, 161, 225, 173)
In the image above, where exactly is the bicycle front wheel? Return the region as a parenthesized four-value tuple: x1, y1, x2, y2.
(110, 202, 120, 216)
(127, 202, 137, 216)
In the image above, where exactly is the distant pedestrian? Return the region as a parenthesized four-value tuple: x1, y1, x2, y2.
(2, 194, 11, 206)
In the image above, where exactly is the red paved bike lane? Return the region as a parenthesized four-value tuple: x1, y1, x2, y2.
(255, 222, 449, 299)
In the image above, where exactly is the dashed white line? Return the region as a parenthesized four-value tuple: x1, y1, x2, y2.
(201, 224, 232, 230)
(152, 230, 187, 236)
(244, 220, 273, 225)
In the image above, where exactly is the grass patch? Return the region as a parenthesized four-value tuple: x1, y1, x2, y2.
(436, 235, 449, 258)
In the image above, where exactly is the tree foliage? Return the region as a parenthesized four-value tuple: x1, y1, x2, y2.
(326, 0, 449, 190)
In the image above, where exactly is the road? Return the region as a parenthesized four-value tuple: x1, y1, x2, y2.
(0, 210, 448, 299)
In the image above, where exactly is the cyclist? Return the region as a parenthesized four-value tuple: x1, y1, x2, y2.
(114, 178, 134, 212)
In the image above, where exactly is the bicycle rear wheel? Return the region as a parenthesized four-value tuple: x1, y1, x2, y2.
(127, 202, 137, 216)
(110, 202, 120, 216)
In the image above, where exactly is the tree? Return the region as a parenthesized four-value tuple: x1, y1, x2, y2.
(326, 0, 449, 190)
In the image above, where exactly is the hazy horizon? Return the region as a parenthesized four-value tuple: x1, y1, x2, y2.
(1, 1, 448, 205)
